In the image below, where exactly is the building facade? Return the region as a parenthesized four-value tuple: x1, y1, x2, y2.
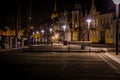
(71, 4, 83, 41)
(66, 0, 120, 45)
(50, 0, 120, 45)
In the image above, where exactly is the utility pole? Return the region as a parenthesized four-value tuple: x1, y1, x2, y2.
(27, 0, 32, 46)
(15, 0, 21, 48)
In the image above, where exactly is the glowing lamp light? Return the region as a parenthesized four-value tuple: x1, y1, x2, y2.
(63, 25, 66, 31)
(49, 28, 52, 32)
(86, 19, 92, 29)
(112, 0, 120, 4)
(41, 30, 44, 34)
(86, 19, 92, 23)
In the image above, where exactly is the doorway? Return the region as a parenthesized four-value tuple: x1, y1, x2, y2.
(100, 31, 105, 43)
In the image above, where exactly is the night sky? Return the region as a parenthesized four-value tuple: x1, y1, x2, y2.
(0, 0, 115, 27)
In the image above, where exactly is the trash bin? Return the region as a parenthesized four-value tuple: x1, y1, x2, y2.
(63, 40, 67, 45)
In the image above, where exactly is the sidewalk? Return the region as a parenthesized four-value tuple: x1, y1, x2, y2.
(0, 46, 29, 52)
(104, 52, 120, 64)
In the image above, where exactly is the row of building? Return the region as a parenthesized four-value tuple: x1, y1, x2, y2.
(51, 0, 120, 45)
(0, 0, 120, 49)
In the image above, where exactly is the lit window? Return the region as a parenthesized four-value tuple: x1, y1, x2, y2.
(75, 24, 78, 28)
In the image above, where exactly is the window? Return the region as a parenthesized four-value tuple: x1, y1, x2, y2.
(96, 19, 98, 26)
(91, 19, 95, 28)
(75, 14, 77, 22)
(101, 18, 104, 25)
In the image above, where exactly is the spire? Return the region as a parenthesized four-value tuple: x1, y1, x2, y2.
(54, 0, 56, 13)
(85, 10, 88, 17)
(51, 0, 58, 19)
(28, 0, 32, 26)
(89, 0, 98, 16)
(92, 0, 94, 4)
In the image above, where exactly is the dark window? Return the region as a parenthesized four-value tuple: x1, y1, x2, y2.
(69, 23, 72, 29)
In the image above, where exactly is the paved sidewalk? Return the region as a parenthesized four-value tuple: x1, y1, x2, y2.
(0, 46, 29, 52)
(104, 52, 120, 64)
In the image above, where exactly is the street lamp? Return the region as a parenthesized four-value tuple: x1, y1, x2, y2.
(49, 28, 53, 44)
(41, 30, 45, 44)
(41, 30, 44, 33)
(86, 18, 92, 52)
(29, 26, 34, 45)
(49, 28, 52, 33)
(36, 31, 39, 45)
(63, 25, 66, 32)
(62, 25, 66, 41)
(112, 0, 120, 55)
(86, 19, 92, 41)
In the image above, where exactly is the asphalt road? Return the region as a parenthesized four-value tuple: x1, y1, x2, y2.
(0, 52, 120, 80)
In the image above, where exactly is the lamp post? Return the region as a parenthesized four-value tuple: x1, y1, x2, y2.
(86, 19, 92, 41)
(86, 18, 91, 52)
(63, 25, 66, 41)
(29, 26, 34, 45)
(41, 30, 45, 44)
(49, 28, 52, 39)
(112, 0, 120, 55)
(36, 31, 39, 45)
(49, 28, 52, 33)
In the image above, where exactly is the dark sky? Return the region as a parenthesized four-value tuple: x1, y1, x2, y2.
(0, 0, 115, 27)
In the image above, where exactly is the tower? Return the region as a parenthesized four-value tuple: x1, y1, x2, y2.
(71, 3, 83, 41)
(15, 0, 22, 48)
(28, 0, 32, 28)
(51, 0, 58, 20)
(25, 0, 33, 36)
(89, 0, 98, 16)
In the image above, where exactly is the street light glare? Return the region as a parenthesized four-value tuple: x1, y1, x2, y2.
(86, 18, 92, 29)
(112, 0, 120, 4)
(36, 31, 39, 34)
(49, 28, 52, 32)
(41, 30, 44, 33)
(86, 19, 92, 23)
(63, 25, 66, 30)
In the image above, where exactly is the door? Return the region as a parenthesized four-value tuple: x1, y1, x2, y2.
(100, 31, 105, 43)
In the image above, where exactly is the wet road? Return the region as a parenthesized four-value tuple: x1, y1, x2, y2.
(0, 52, 120, 80)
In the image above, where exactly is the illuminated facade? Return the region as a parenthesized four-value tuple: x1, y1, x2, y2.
(46, 0, 120, 44)
(0, 28, 18, 49)
(68, 0, 119, 44)
(71, 4, 83, 41)
(98, 13, 114, 44)
(86, 0, 115, 44)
